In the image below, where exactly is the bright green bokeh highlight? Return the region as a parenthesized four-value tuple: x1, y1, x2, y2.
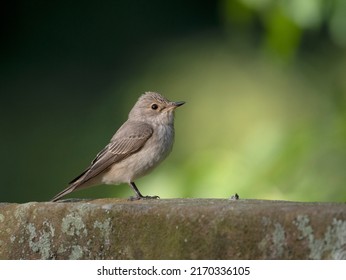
(113, 38, 346, 202)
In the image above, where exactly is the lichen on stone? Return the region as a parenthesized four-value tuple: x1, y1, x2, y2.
(26, 222, 54, 259)
(69, 245, 83, 260)
(61, 212, 87, 236)
(294, 215, 346, 259)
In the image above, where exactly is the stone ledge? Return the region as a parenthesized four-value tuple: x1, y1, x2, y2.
(0, 199, 345, 259)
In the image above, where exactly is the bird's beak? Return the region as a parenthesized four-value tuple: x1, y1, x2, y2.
(171, 101, 185, 108)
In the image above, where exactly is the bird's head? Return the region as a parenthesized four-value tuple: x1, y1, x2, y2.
(129, 92, 185, 125)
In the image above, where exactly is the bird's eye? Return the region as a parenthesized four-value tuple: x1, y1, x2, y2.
(151, 104, 158, 110)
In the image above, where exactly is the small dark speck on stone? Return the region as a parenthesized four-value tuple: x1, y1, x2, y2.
(230, 193, 239, 201)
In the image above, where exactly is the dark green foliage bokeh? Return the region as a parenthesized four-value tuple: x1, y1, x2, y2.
(1, 0, 346, 203)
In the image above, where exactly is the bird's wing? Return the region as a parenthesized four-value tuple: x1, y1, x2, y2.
(69, 121, 153, 186)
(51, 121, 153, 202)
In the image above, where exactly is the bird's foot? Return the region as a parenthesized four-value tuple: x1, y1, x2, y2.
(128, 195, 160, 201)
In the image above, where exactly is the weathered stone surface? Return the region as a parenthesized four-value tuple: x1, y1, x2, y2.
(0, 199, 345, 259)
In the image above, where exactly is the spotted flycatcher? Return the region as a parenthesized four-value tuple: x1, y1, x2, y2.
(51, 92, 184, 201)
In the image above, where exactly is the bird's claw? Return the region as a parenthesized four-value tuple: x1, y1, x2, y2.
(128, 195, 160, 201)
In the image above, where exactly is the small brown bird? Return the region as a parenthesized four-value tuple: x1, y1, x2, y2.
(51, 92, 184, 202)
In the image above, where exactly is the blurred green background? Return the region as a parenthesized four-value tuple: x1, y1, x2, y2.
(1, 0, 346, 203)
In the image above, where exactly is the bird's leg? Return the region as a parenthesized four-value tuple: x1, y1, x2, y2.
(128, 182, 144, 200)
(128, 182, 160, 201)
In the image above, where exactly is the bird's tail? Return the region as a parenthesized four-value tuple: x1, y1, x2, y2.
(51, 166, 99, 201)
(50, 183, 78, 202)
